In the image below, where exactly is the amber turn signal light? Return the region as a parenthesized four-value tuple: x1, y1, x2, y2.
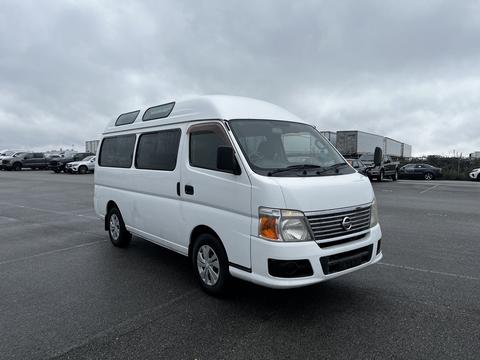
(259, 215, 279, 240)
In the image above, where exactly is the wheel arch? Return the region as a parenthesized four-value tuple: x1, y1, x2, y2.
(188, 225, 224, 260)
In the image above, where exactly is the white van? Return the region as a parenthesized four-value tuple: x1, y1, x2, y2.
(94, 95, 382, 294)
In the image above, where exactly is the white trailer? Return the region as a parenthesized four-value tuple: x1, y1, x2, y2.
(320, 131, 336, 145)
(336, 131, 385, 157)
(401, 143, 412, 158)
(384, 137, 402, 157)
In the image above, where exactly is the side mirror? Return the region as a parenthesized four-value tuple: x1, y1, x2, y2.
(374, 147, 383, 166)
(217, 146, 241, 175)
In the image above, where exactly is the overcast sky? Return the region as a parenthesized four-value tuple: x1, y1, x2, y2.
(1, 0, 479, 156)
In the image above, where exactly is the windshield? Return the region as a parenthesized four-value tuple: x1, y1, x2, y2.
(229, 120, 353, 176)
(82, 156, 94, 161)
(1, 151, 15, 156)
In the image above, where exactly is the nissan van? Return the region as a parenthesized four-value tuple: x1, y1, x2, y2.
(94, 95, 382, 294)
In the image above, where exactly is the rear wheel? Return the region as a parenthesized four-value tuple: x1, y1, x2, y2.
(378, 170, 384, 182)
(107, 207, 131, 247)
(424, 172, 434, 180)
(192, 233, 229, 295)
(391, 170, 398, 181)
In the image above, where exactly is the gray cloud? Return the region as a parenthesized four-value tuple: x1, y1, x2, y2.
(1, 0, 479, 155)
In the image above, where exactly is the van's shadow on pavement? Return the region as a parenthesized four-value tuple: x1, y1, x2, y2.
(127, 236, 377, 321)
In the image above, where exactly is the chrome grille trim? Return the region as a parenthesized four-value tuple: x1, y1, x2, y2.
(306, 204, 372, 241)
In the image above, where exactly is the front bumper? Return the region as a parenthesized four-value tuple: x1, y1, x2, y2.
(229, 224, 382, 289)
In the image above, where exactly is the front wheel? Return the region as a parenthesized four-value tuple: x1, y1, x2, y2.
(78, 166, 87, 174)
(107, 207, 131, 247)
(13, 163, 22, 171)
(192, 234, 229, 295)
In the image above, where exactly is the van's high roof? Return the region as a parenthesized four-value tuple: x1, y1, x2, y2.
(103, 95, 305, 134)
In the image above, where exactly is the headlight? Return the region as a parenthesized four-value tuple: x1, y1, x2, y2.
(258, 207, 313, 242)
(370, 197, 379, 227)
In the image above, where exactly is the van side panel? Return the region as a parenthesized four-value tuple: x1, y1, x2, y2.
(127, 169, 187, 253)
(181, 166, 252, 268)
(95, 125, 188, 255)
(94, 167, 138, 227)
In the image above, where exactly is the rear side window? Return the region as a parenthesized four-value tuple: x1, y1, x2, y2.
(143, 102, 175, 122)
(99, 135, 136, 168)
(189, 124, 229, 171)
(135, 129, 181, 171)
(115, 110, 140, 126)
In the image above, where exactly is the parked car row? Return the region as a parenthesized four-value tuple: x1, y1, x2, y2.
(49, 152, 94, 173)
(0, 149, 95, 174)
(346, 152, 444, 181)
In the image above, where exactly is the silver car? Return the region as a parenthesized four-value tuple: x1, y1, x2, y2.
(66, 156, 96, 174)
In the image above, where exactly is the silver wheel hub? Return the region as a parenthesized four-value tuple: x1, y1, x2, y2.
(109, 214, 120, 240)
(197, 245, 220, 286)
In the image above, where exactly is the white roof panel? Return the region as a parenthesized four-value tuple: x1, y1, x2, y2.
(103, 95, 304, 134)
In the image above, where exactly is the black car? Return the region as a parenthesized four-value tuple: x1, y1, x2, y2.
(346, 158, 369, 176)
(399, 163, 442, 180)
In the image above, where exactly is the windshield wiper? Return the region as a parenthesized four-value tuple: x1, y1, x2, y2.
(267, 164, 322, 176)
(316, 162, 349, 174)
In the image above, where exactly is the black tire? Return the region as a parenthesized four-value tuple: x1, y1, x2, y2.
(391, 170, 398, 181)
(13, 163, 22, 171)
(192, 233, 229, 295)
(477, 174, 480, 182)
(106, 207, 131, 248)
(78, 166, 88, 175)
(54, 169, 60, 173)
(378, 170, 384, 182)
(424, 172, 434, 181)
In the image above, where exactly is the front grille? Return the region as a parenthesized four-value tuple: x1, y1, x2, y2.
(49, 161, 59, 166)
(307, 205, 371, 241)
(317, 233, 368, 249)
(320, 244, 373, 275)
(2, 160, 8, 165)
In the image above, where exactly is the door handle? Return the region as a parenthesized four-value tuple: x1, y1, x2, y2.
(185, 185, 194, 195)
(176, 182, 180, 196)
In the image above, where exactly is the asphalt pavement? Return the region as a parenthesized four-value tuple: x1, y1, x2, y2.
(0, 171, 479, 359)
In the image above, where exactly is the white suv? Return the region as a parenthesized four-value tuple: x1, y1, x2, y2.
(469, 168, 480, 181)
(66, 156, 96, 174)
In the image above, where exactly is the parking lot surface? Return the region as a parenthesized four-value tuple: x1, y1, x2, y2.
(1, 171, 479, 359)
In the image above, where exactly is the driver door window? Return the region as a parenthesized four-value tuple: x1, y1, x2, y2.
(189, 123, 230, 172)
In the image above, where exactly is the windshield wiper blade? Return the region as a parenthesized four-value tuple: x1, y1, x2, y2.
(268, 164, 322, 176)
(316, 162, 349, 174)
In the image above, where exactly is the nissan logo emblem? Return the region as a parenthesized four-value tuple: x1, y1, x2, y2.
(341, 216, 352, 230)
